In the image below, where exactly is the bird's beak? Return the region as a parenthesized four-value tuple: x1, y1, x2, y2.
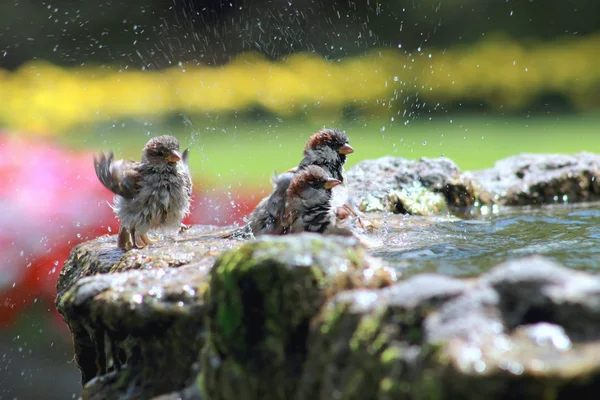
(166, 151, 182, 163)
(338, 144, 354, 155)
(324, 178, 342, 189)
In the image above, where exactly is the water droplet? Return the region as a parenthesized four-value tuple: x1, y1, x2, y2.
(132, 294, 143, 304)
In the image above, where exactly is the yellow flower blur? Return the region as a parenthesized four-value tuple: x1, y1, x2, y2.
(1, 34, 599, 136)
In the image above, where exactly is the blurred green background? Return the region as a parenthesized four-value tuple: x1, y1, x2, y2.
(1, 0, 599, 398)
(1, 0, 599, 181)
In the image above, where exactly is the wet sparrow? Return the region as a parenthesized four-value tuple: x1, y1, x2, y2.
(292, 128, 375, 232)
(282, 165, 342, 234)
(94, 135, 192, 250)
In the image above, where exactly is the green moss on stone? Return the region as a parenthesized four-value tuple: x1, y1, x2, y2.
(202, 233, 386, 400)
(381, 347, 403, 364)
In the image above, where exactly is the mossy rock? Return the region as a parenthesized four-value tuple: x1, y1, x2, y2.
(346, 156, 494, 217)
(56, 229, 395, 400)
(200, 233, 396, 400)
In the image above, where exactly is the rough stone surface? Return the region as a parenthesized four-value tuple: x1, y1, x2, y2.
(57, 225, 235, 299)
(466, 152, 600, 206)
(346, 156, 493, 216)
(56, 224, 234, 399)
(299, 256, 600, 400)
(58, 263, 210, 399)
(57, 231, 395, 400)
(346, 153, 600, 214)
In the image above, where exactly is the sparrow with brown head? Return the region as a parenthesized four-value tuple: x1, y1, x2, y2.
(294, 128, 374, 232)
(94, 135, 192, 250)
(295, 128, 354, 181)
(282, 165, 342, 234)
(221, 127, 372, 239)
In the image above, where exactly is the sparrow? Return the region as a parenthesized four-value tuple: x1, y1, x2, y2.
(94, 135, 192, 250)
(282, 165, 343, 234)
(220, 128, 350, 239)
(292, 128, 375, 232)
(221, 128, 372, 239)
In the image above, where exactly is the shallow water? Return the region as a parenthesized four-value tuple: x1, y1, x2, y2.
(370, 203, 600, 277)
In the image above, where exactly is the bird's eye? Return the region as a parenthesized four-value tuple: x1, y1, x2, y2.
(156, 150, 165, 157)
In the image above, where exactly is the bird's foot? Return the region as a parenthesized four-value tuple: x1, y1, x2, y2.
(357, 217, 378, 233)
(117, 227, 134, 251)
(133, 235, 148, 249)
(127, 227, 147, 249)
(179, 223, 191, 234)
(140, 233, 154, 246)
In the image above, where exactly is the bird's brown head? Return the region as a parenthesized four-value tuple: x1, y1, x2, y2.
(304, 128, 353, 156)
(143, 135, 182, 164)
(287, 165, 342, 199)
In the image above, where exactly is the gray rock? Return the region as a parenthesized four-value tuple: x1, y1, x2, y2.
(346, 156, 493, 215)
(345, 153, 600, 214)
(57, 225, 235, 299)
(58, 264, 210, 399)
(466, 152, 600, 205)
(299, 255, 600, 399)
(56, 225, 236, 399)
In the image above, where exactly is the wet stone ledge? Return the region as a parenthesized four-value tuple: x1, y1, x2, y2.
(347, 152, 600, 215)
(57, 232, 395, 400)
(56, 153, 600, 400)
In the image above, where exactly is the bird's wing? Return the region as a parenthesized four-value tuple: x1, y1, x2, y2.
(94, 151, 142, 199)
(280, 206, 294, 234)
(267, 171, 296, 234)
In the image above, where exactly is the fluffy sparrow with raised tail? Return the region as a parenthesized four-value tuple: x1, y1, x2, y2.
(282, 165, 342, 234)
(94, 135, 192, 250)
